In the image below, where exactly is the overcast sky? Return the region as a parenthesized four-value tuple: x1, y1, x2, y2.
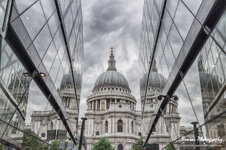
(25, 0, 207, 130)
(79, 0, 144, 117)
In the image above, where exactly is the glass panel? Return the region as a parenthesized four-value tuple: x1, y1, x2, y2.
(14, 0, 36, 13)
(168, 23, 183, 59)
(174, 2, 194, 40)
(212, 11, 226, 53)
(166, 0, 178, 17)
(49, 55, 60, 83)
(42, 42, 57, 72)
(163, 11, 172, 36)
(20, 1, 46, 40)
(40, 0, 55, 19)
(33, 24, 52, 59)
(53, 28, 63, 51)
(48, 11, 60, 36)
(182, 0, 203, 15)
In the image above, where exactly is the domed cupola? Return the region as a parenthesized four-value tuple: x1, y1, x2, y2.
(198, 55, 221, 93)
(93, 47, 130, 91)
(140, 60, 166, 91)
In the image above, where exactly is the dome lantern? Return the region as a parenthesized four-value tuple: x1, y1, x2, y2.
(107, 47, 117, 71)
(93, 47, 130, 91)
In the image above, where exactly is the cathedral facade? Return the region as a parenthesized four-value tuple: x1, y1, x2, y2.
(84, 48, 181, 150)
(85, 48, 141, 150)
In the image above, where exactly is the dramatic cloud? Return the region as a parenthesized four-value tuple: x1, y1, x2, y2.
(80, 0, 144, 117)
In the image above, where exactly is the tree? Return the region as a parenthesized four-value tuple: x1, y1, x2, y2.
(93, 137, 114, 150)
(166, 142, 176, 150)
(132, 137, 143, 150)
(22, 129, 48, 150)
(50, 140, 62, 150)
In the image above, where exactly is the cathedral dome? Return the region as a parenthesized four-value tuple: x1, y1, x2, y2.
(94, 70, 130, 90)
(140, 72, 166, 90)
(93, 47, 130, 91)
(60, 71, 82, 90)
(199, 72, 221, 92)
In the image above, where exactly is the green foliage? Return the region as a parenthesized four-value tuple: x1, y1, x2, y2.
(22, 129, 48, 150)
(0, 143, 2, 150)
(132, 137, 143, 150)
(50, 140, 61, 150)
(166, 142, 176, 150)
(93, 137, 114, 150)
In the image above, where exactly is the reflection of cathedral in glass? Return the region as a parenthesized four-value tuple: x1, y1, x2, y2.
(198, 54, 226, 147)
(140, 60, 180, 149)
(59, 72, 82, 111)
(31, 70, 80, 141)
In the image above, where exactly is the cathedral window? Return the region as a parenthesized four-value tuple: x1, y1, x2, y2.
(97, 100, 100, 111)
(117, 144, 123, 150)
(12, 121, 18, 134)
(117, 99, 120, 103)
(116, 88, 118, 90)
(105, 121, 108, 133)
(101, 102, 105, 110)
(131, 121, 134, 133)
(107, 99, 110, 109)
(96, 131, 99, 135)
(112, 99, 115, 103)
(217, 124, 225, 137)
(66, 98, 70, 108)
(118, 119, 123, 132)
(51, 121, 54, 130)
(41, 133, 45, 137)
(94, 101, 96, 111)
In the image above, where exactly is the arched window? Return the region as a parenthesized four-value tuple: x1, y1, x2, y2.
(96, 131, 99, 135)
(51, 121, 54, 130)
(118, 119, 123, 132)
(131, 121, 134, 133)
(105, 120, 108, 133)
(117, 144, 123, 150)
(97, 100, 100, 111)
(101, 102, 105, 110)
(107, 99, 110, 109)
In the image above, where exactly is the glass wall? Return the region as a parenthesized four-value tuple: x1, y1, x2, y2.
(0, 0, 83, 148)
(140, 0, 225, 149)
